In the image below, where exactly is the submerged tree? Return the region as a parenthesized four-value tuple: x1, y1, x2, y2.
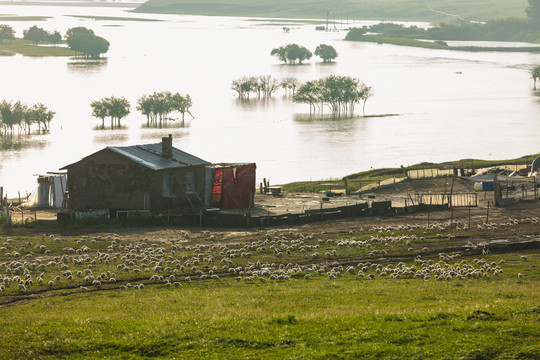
(136, 91, 193, 128)
(66, 26, 94, 41)
(90, 99, 109, 129)
(292, 80, 321, 115)
(0, 100, 14, 135)
(271, 44, 312, 64)
(0, 25, 15, 44)
(257, 75, 280, 98)
(281, 77, 300, 95)
(231, 76, 257, 99)
(531, 65, 540, 90)
(232, 75, 282, 99)
(174, 93, 193, 121)
(66, 27, 109, 59)
(47, 31, 62, 46)
(23, 25, 48, 45)
(90, 96, 130, 129)
(359, 83, 373, 115)
(29, 103, 55, 133)
(293, 75, 372, 118)
(11, 101, 28, 134)
(107, 97, 131, 128)
(0, 100, 54, 135)
(314, 44, 338, 63)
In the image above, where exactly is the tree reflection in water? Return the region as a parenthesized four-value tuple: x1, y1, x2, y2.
(67, 58, 108, 75)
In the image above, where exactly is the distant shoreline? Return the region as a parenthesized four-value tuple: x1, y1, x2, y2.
(0, 1, 140, 8)
(347, 35, 540, 53)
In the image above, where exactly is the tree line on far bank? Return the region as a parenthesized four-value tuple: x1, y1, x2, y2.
(271, 43, 338, 64)
(0, 100, 54, 136)
(90, 91, 193, 130)
(345, 0, 540, 44)
(0, 24, 109, 58)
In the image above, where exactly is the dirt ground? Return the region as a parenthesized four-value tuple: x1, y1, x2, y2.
(116, 177, 539, 256)
(8, 177, 540, 252)
(0, 178, 537, 292)
(245, 176, 537, 215)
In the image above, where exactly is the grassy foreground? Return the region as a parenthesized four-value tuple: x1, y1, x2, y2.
(0, 218, 538, 359)
(0, 38, 76, 57)
(133, 0, 528, 23)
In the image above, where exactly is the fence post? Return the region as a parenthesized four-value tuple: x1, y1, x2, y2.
(5, 202, 10, 226)
(485, 201, 490, 224)
(427, 198, 432, 227)
(468, 202, 471, 229)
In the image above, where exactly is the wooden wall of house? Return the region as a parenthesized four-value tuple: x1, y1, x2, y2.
(150, 167, 208, 212)
(66, 150, 152, 211)
(66, 149, 207, 212)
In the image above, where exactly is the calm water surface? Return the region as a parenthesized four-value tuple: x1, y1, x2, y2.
(0, 5, 539, 194)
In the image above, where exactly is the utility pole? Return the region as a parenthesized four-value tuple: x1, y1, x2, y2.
(327, 11, 329, 31)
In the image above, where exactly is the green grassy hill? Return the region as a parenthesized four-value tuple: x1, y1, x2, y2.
(133, 0, 529, 22)
(0, 38, 76, 57)
(0, 228, 538, 358)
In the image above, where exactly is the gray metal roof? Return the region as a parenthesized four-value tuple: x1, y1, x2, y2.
(107, 143, 210, 171)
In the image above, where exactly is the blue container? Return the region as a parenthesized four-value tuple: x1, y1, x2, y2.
(474, 182, 495, 192)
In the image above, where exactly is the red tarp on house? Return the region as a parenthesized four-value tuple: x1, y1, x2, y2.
(211, 164, 256, 208)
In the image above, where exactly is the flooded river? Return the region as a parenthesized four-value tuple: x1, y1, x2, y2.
(0, 4, 539, 194)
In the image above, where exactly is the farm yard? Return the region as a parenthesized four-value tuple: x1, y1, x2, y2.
(0, 202, 538, 359)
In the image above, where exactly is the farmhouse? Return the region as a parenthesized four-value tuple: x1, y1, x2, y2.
(61, 135, 256, 215)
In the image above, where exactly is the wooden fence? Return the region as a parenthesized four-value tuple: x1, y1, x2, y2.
(416, 192, 478, 207)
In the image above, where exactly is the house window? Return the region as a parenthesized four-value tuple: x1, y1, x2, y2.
(162, 173, 175, 198)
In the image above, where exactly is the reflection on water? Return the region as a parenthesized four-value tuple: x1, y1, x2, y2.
(92, 131, 129, 145)
(141, 120, 190, 129)
(92, 124, 127, 131)
(0, 135, 48, 151)
(0, 4, 539, 194)
(67, 58, 108, 74)
(293, 113, 360, 122)
(138, 129, 188, 141)
(534, 90, 540, 103)
(314, 62, 338, 68)
(234, 97, 279, 111)
(293, 113, 359, 132)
